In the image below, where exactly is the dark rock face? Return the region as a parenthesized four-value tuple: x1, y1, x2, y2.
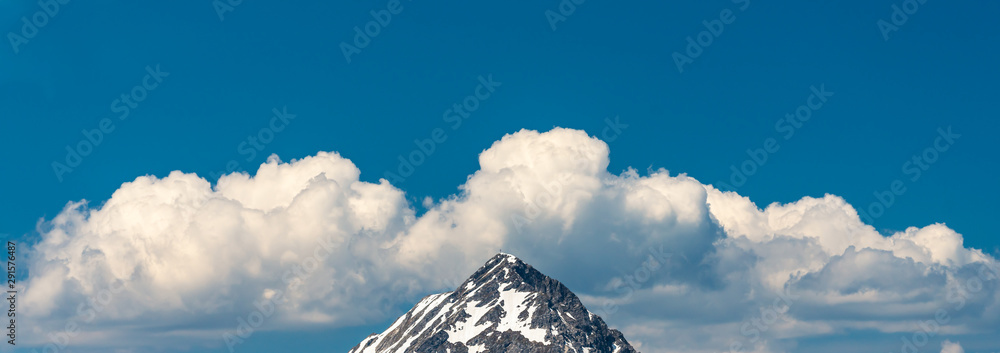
(349, 253, 639, 353)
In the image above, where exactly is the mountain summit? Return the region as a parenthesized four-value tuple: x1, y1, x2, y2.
(349, 253, 639, 353)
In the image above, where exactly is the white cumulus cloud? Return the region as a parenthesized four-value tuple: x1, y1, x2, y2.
(19, 128, 1000, 352)
(941, 340, 964, 353)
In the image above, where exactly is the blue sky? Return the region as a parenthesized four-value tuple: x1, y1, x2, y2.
(2, 1, 999, 352)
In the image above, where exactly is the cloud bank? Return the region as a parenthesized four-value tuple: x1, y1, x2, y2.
(21, 128, 1000, 352)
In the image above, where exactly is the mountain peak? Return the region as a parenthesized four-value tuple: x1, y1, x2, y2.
(459, 252, 548, 295)
(498, 251, 517, 260)
(489, 251, 522, 266)
(488, 252, 525, 267)
(349, 253, 639, 353)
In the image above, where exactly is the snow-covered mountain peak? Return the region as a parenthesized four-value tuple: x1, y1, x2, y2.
(349, 253, 639, 353)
